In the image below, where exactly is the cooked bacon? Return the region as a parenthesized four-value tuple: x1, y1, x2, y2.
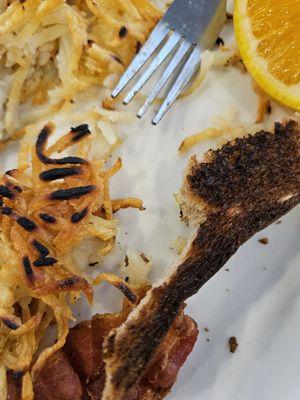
(33, 351, 83, 400)
(144, 310, 198, 390)
(123, 311, 198, 400)
(63, 320, 104, 383)
(6, 299, 198, 400)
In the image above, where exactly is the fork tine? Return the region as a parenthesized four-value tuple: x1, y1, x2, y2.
(152, 46, 201, 125)
(123, 31, 182, 105)
(111, 21, 170, 99)
(137, 40, 192, 118)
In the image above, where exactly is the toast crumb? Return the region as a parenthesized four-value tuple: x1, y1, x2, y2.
(259, 238, 269, 245)
(229, 337, 238, 353)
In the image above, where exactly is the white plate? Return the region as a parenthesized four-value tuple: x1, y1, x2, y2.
(1, 19, 300, 400)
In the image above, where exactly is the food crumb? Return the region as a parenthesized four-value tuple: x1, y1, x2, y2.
(216, 37, 224, 46)
(206, 338, 210, 342)
(89, 261, 98, 267)
(204, 327, 209, 333)
(102, 97, 115, 110)
(259, 238, 269, 245)
(229, 336, 238, 353)
(276, 220, 282, 225)
(225, 268, 230, 272)
(140, 252, 150, 263)
(124, 254, 129, 267)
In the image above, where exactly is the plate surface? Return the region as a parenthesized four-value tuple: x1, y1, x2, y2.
(1, 14, 299, 400)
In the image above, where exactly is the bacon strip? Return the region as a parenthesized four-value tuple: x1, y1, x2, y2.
(5, 296, 198, 399)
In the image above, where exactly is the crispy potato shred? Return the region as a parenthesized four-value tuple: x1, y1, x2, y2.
(0, 0, 161, 139)
(178, 113, 267, 155)
(0, 122, 143, 398)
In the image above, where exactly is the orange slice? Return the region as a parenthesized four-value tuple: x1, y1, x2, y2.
(234, 0, 300, 110)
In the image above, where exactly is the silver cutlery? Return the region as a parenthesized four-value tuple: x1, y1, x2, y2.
(111, 0, 226, 125)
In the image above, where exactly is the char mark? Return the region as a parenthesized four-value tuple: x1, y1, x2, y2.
(49, 185, 95, 200)
(57, 277, 79, 289)
(34, 257, 57, 267)
(70, 124, 91, 142)
(119, 26, 128, 38)
(2, 318, 19, 330)
(39, 213, 56, 223)
(0, 185, 14, 199)
(32, 240, 49, 257)
(115, 283, 137, 304)
(12, 371, 24, 380)
(39, 167, 82, 181)
(36, 124, 88, 165)
(71, 207, 88, 223)
(1, 206, 12, 215)
(22, 256, 35, 282)
(17, 217, 37, 232)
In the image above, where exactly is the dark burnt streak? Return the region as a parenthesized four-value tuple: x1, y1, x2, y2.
(111, 54, 123, 65)
(70, 124, 91, 142)
(57, 277, 79, 289)
(71, 207, 88, 223)
(12, 371, 24, 380)
(2, 318, 19, 330)
(1, 206, 12, 215)
(13, 185, 22, 193)
(89, 261, 98, 267)
(5, 169, 17, 177)
(119, 26, 128, 38)
(39, 213, 56, 223)
(187, 121, 300, 207)
(36, 125, 88, 165)
(34, 257, 57, 267)
(49, 185, 95, 200)
(0, 185, 14, 199)
(17, 217, 37, 232)
(22, 256, 35, 282)
(115, 283, 137, 304)
(39, 167, 82, 181)
(32, 239, 49, 257)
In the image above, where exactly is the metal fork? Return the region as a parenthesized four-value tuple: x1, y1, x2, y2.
(111, 0, 226, 125)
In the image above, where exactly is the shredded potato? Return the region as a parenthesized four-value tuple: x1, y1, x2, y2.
(179, 114, 267, 155)
(120, 248, 152, 287)
(252, 79, 271, 123)
(0, 122, 143, 398)
(179, 128, 223, 155)
(0, 0, 161, 138)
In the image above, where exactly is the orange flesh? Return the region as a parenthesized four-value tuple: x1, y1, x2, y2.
(247, 0, 300, 85)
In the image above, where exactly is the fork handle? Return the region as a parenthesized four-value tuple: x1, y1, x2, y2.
(163, 0, 226, 45)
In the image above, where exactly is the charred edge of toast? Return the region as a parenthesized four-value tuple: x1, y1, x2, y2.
(102, 120, 300, 399)
(186, 120, 300, 210)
